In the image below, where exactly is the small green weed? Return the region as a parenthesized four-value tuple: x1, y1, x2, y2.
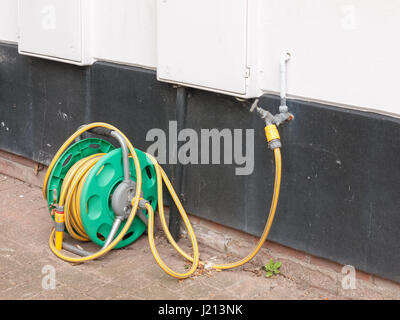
(263, 258, 282, 278)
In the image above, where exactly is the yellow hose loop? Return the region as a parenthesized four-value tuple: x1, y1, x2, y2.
(145, 153, 200, 274)
(145, 152, 197, 263)
(146, 148, 282, 272)
(146, 202, 199, 279)
(212, 148, 282, 270)
(46, 123, 142, 263)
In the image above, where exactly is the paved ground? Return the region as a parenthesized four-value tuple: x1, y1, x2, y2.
(0, 174, 399, 300)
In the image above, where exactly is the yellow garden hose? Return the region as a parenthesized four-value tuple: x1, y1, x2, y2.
(213, 148, 281, 269)
(43, 122, 282, 279)
(145, 148, 281, 271)
(59, 153, 105, 242)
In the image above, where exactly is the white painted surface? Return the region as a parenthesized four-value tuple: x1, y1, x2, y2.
(18, 0, 92, 65)
(157, 0, 249, 95)
(258, 0, 400, 115)
(0, 0, 18, 42)
(91, 0, 157, 69)
(0, 0, 399, 115)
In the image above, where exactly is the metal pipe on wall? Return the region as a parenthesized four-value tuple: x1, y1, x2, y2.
(168, 86, 188, 241)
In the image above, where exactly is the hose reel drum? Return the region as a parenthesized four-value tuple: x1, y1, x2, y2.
(45, 135, 158, 249)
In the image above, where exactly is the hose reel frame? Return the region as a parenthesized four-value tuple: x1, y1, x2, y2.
(79, 147, 157, 248)
(45, 137, 157, 249)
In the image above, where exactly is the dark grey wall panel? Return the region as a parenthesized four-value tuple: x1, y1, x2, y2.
(0, 44, 35, 159)
(0, 42, 399, 282)
(89, 62, 176, 171)
(0, 42, 88, 164)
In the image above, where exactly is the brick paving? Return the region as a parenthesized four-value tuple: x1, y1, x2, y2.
(0, 174, 399, 300)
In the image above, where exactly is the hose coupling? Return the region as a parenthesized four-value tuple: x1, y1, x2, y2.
(54, 205, 65, 226)
(265, 125, 282, 150)
(138, 198, 150, 210)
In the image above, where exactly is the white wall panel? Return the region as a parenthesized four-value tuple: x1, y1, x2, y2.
(0, 0, 18, 42)
(258, 0, 400, 115)
(157, 0, 249, 95)
(18, 0, 93, 65)
(0, 0, 399, 115)
(92, 0, 157, 68)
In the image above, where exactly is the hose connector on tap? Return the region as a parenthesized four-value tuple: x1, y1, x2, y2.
(264, 124, 281, 150)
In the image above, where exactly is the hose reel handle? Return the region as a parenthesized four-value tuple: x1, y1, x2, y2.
(85, 125, 131, 182)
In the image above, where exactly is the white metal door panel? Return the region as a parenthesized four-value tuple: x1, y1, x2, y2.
(92, 0, 157, 69)
(18, 0, 83, 62)
(0, 0, 18, 43)
(257, 0, 400, 115)
(157, 0, 248, 95)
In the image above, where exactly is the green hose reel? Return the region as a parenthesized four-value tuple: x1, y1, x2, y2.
(46, 138, 157, 249)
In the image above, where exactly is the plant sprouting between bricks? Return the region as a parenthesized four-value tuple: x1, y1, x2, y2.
(263, 259, 282, 278)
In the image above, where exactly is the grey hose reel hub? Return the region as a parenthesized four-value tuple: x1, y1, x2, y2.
(111, 180, 142, 220)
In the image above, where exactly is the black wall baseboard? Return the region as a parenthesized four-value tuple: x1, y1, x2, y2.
(1, 42, 399, 282)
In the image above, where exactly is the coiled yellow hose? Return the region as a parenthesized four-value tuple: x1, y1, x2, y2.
(45, 123, 143, 263)
(44, 123, 282, 279)
(60, 153, 104, 242)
